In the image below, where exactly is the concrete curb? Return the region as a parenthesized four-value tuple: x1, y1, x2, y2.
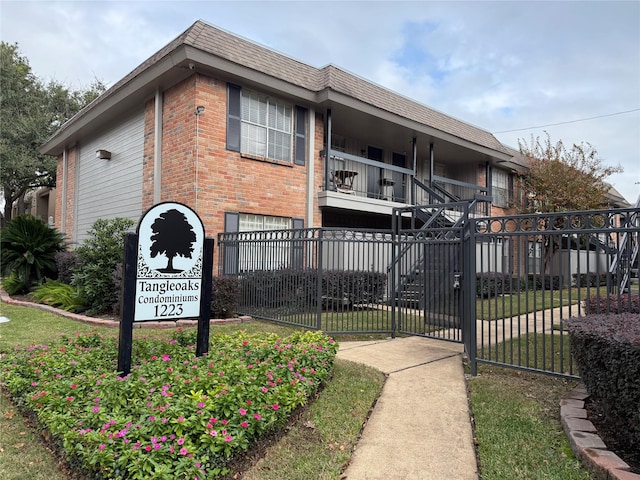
(561, 385, 640, 480)
(0, 289, 250, 328)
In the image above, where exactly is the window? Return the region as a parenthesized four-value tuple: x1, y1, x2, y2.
(492, 168, 513, 207)
(227, 84, 307, 164)
(239, 213, 291, 232)
(223, 212, 303, 274)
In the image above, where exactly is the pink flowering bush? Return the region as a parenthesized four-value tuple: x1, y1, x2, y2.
(1, 329, 337, 479)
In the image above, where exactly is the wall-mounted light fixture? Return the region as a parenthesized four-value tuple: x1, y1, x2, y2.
(96, 149, 112, 160)
(195, 106, 205, 115)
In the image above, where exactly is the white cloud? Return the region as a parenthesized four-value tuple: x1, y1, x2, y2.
(1, 0, 638, 202)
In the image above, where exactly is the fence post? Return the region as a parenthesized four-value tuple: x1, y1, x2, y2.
(463, 218, 478, 376)
(316, 229, 324, 331)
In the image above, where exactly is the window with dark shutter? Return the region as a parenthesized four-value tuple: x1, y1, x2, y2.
(294, 106, 307, 166)
(227, 84, 241, 152)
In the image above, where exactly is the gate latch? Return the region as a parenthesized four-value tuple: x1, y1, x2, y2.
(453, 273, 461, 290)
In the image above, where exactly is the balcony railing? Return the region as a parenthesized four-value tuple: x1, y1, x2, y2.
(324, 149, 413, 203)
(323, 148, 491, 216)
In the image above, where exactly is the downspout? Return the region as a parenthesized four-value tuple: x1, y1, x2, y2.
(412, 137, 417, 204)
(153, 88, 163, 204)
(324, 109, 332, 195)
(61, 148, 67, 234)
(429, 142, 434, 203)
(306, 108, 316, 227)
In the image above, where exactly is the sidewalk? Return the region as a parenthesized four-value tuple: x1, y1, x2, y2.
(337, 337, 479, 480)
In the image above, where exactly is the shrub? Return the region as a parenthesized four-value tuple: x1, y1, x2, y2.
(322, 270, 387, 306)
(73, 217, 134, 314)
(54, 250, 80, 284)
(30, 279, 85, 312)
(239, 269, 387, 312)
(522, 273, 563, 290)
(0, 330, 338, 479)
(476, 273, 522, 298)
(583, 293, 639, 314)
(212, 276, 241, 318)
(565, 314, 640, 452)
(0, 214, 65, 291)
(1, 273, 28, 296)
(572, 272, 611, 287)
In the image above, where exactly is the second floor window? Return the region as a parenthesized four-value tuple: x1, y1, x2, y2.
(227, 84, 307, 165)
(492, 168, 513, 207)
(241, 91, 293, 162)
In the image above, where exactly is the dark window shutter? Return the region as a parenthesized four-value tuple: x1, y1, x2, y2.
(294, 106, 307, 166)
(227, 84, 241, 152)
(292, 218, 304, 269)
(223, 212, 240, 274)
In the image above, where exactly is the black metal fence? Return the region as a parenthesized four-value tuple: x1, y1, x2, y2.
(469, 207, 639, 378)
(217, 205, 639, 378)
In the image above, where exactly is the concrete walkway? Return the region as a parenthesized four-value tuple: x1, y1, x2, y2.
(337, 337, 479, 480)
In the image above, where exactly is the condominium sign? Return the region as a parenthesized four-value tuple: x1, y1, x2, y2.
(134, 202, 205, 321)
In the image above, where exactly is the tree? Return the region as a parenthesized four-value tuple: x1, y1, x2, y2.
(0, 42, 105, 225)
(150, 209, 196, 273)
(517, 132, 622, 214)
(516, 132, 623, 272)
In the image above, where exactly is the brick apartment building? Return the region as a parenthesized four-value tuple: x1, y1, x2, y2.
(42, 20, 533, 259)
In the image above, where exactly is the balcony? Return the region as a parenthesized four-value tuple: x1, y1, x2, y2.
(319, 148, 491, 217)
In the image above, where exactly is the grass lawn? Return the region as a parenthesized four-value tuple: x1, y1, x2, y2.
(0, 302, 595, 479)
(468, 365, 593, 480)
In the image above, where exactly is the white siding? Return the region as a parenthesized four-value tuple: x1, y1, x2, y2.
(75, 110, 144, 243)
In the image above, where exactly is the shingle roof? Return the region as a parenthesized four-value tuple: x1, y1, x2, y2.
(45, 20, 509, 156)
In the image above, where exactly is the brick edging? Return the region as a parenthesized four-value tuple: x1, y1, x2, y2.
(0, 289, 251, 328)
(561, 385, 640, 480)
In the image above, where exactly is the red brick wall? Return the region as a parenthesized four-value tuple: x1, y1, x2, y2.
(139, 73, 325, 270)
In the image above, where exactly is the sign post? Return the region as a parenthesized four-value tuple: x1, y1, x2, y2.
(117, 202, 213, 375)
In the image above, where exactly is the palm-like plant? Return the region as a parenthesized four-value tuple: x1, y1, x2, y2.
(0, 214, 66, 292)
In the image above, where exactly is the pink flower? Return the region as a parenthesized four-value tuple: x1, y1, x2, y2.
(241, 421, 249, 428)
(145, 445, 152, 452)
(162, 354, 171, 361)
(224, 435, 233, 442)
(272, 403, 280, 410)
(253, 414, 262, 420)
(177, 438, 185, 445)
(179, 447, 188, 455)
(66, 396, 74, 402)
(154, 444, 161, 450)
(98, 443, 106, 450)
(177, 416, 185, 423)
(238, 408, 247, 416)
(93, 407, 100, 413)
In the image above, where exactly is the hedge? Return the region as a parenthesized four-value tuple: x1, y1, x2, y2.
(565, 313, 640, 453)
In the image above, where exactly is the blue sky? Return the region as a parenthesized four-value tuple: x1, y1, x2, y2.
(1, 0, 639, 203)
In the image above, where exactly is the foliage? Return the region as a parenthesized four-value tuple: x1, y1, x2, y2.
(30, 279, 85, 312)
(565, 314, 640, 452)
(517, 132, 622, 214)
(476, 273, 522, 298)
(212, 276, 241, 318)
(240, 269, 387, 314)
(0, 330, 338, 479)
(0, 214, 65, 290)
(73, 217, 134, 314)
(0, 42, 105, 224)
(1, 273, 28, 296)
(583, 293, 639, 314)
(54, 250, 79, 284)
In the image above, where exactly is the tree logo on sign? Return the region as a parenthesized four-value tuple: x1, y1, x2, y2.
(149, 209, 197, 273)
